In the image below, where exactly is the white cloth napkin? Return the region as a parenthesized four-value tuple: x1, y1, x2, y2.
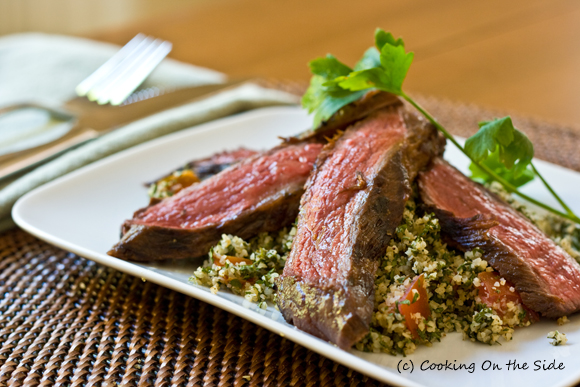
(0, 33, 300, 231)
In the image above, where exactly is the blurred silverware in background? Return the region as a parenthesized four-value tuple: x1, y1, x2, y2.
(76, 34, 172, 105)
(0, 34, 249, 182)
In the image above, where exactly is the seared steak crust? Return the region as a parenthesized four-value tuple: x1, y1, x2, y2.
(277, 107, 444, 349)
(111, 186, 303, 261)
(418, 158, 580, 318)
(109, 142, 322, 261)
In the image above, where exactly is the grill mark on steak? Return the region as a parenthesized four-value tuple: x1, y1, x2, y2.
(276, 107, 445, 349)
(109, 142, 323, 261)
(418, 158, 580, 318)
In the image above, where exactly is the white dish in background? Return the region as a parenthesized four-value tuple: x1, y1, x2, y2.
(12, 106, 580, 387)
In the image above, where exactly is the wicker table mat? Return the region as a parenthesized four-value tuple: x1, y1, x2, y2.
(1, 95, 579, 387)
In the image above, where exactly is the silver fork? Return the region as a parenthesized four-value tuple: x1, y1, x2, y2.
(75, 34, 173, 106)
(0, 34, 173, 180)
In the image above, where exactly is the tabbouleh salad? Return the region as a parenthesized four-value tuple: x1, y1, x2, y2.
(191, 184, 578, 355)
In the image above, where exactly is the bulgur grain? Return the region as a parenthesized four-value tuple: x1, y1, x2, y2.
(191, 186, 579, 355)
(547, 330, 568, 346)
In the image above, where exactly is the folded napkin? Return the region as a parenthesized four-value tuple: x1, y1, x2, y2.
(0, 33, 300, 231)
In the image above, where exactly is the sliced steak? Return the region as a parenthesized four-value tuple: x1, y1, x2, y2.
(110, 92, 404, 262)
(146, 148, 260, 203)
(296, 90, 402, 142)
(418, 158, 580, 318)
(109, 141, 323, 261)
(276, 107, 445, 349)
(191, 147, 258, 179)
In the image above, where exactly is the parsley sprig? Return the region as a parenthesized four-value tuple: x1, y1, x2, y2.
(302, 29, 580, 224)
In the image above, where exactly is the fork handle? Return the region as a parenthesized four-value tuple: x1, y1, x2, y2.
(0, 129, 99, 181)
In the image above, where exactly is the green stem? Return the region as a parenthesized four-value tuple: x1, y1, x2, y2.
(401, 92, 580, 224)
(531, 162, 575, 217)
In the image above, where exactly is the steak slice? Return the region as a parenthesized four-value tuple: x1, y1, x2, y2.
(146, 148, 260, 204)
(145, 148, 259, 206)
(149, 147, 259, 185)
(297, 90, 401, 141)
(276, 107, 445, 349)
(108, 141, 323, 261)
(418, 158, 580, 318)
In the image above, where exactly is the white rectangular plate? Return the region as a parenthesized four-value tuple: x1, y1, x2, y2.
(12, 106, 580, 387)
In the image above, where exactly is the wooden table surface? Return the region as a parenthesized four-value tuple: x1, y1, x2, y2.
(92, 0, 580, 130)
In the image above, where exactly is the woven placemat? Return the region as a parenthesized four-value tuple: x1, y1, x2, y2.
(1, 94, 579, 387)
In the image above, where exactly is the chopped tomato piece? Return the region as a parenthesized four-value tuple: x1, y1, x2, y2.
(212, 254, 253, 267)
(477, 271, 519, 308)
(397, 273, 431, 339)
(477, 271, 538, 322)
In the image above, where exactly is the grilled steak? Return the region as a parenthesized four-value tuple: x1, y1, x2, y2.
(418, 158, 580, 318)
(296, 90, 401, 141)
(110, 92, 404, 262)
(189, 147, 258, 180)
(109, 141, 323, 261)
(276, 106, 445, 349)
(146, 148, 260, 204)
(149, 147, 259, 185)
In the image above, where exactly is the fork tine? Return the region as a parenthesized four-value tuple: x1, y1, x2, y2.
(78, 34, 172, 105)
(75, 33, 146, 96)
(95, 39, 170, 105)
(108, 41, 172, 105)
(86, 36, 156, 102)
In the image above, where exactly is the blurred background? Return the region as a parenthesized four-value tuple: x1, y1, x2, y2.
(0, 0, 208, 36)
(1, 0, 580, 127)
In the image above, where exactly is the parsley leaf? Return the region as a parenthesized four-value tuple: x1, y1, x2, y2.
(302, 76, 366, 128)
(377, 43, 414, 94)
(412, 291, 420, 304)
(301, 29, 411, 127)
(375, 29, 405, 50)
(353, 47, 381, 71)
(337, 37, 413, 95)
(469, 150, 535, 189)
(301, 55, 366, 127)
(396, 299, 411, 307)
(334, 67, 386, 91)
(309, 54, 352, 79)
(465, 117, 534, 178)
